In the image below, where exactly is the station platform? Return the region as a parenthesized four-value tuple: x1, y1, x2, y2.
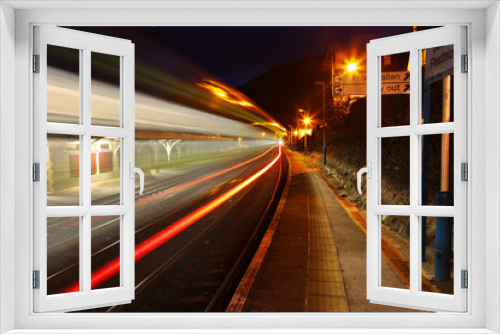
(227, 148, 414, 312)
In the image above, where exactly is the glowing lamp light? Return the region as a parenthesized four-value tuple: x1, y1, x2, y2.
(304, 117, 311, 125)
(347, 63, 357, 72)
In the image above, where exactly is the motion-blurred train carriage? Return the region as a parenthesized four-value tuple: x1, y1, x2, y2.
(46, 66, 282, 201)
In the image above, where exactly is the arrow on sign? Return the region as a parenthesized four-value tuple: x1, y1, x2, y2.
(403, 84, 410, 93)
(404, 72, 410, 82)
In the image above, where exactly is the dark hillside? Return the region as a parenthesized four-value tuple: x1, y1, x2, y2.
(238, 56, 325, 126)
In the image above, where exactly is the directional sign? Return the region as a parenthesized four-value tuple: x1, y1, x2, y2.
(343, 83, 366, 96)
(381, 71, 410, 83)
(342, 71, 409, 84)
(343, 73, 367, 84)
(381, 82, 410, 95)
(333, 71, 410, 96)
(425, 45, 454, 84)
(335, 72, 367, 95)
(381, 71, 409, 94)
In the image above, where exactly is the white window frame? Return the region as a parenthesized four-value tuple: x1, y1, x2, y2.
(366, 26, 467, 312)
(33, 26, 136, 312)
(0, 1, 498, 333)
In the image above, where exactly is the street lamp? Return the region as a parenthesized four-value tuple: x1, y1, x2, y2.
(333, 62, 359, 95)
(315, 81, 327, 166)
(346, 62, 357, 72)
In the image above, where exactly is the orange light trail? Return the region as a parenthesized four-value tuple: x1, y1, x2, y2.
(87, 148, 274, 224)
(133, 147, 275, 209)
(198, 81, 254, 107)
(63, 146, 282, 293)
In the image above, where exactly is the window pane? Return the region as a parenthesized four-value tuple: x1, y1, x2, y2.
(47, 134, 80, 206)
(421, 45, 454, 124)
(380, 51, 410, 127)
(381, 136, 410, 205)
(420, 134, 454, 206)
(91, 52, 121, 127)
(380, 215, 410, 290)
(47, 217, 80, 295)
(47, 45, 80, 124)
(92, 216, 121, 290)
(91, 137, 121, 205)
(421, 216, 454, 295)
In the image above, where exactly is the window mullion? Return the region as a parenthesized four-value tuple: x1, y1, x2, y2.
(409, 47, 420, 294)
(82, 47, 92, 293)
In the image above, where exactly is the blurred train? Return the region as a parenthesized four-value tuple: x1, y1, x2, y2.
(46, 67, 282, 203)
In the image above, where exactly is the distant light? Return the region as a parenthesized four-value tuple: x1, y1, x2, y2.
(304, 117, 311, 125)
(347, 63, 357, 72)
(294, 131, 298, 135)
(298, 108, 305, 113)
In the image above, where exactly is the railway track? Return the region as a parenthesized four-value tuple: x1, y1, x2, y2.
(111, 148, 286, 312)
(47, 146, 287, 312)
(46, 147, 276, 282)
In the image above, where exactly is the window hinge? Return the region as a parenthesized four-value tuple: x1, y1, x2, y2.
(33, 270, 40, 289)
(33, 54, 40, 73)
(461, 270, 468, 289)
(461, 54, 468, 73)
(461, 162, 468, 181)
(33, 163, 40, 182)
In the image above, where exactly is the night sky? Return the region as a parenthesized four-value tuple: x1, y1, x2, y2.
(73, 26, 413, 87)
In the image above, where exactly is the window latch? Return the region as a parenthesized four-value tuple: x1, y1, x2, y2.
(357, 162, 371, 195)
(129, 162, 145, 195)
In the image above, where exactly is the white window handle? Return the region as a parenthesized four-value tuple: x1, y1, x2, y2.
(129, 162, 145, 195)
(357, 162, 371, 195)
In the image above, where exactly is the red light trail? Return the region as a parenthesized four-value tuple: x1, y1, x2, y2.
(87, 147, 274, 224)
(132, 146, 275, 209)
(64, 146, 282, 293)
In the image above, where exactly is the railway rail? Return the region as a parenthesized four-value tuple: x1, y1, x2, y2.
(46, 146, 287, 312)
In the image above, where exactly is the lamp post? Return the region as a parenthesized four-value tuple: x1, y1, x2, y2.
(315, 81, 327, 166)
(287, 125, 294, 146)
(303, 117, 311, 154)
(297, 108, 305, 152)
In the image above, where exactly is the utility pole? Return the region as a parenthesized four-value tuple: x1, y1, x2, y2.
(304, 130, 308, 154)
(315, 81, 327, 165)
(435, 75, 453, 282)
(287, 125, 293, 146)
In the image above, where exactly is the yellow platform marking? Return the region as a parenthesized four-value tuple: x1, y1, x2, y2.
(293, 152, 349, 312)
